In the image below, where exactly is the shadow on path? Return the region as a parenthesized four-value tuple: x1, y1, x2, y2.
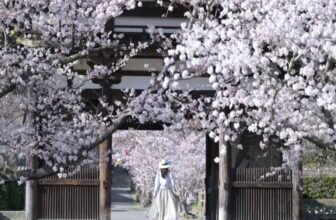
(111, 166, 147, 220)
(112, 188, 134, 204)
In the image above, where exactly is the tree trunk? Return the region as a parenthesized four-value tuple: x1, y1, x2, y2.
(180, 200, 191, 216)
(218, 133, 231, 220)
(130, 180, 135, 192)
(25, 156, 39, 220)
(99, 136, 112, 220)
(292, 145, 303, 220)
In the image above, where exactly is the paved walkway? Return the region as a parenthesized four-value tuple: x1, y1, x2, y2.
(111, 167, 205, 220)
(111, 167, 148, 219)
(111, 187, 205, 220)
(111, 187, 148, 220)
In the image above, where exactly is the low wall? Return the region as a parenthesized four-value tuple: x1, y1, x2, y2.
(304, 167, 336, 177)
(0, 211, 24, 220)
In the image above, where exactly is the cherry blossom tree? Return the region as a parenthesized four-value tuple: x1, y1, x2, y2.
(0, 0, 168, 183)
(151, 1, 336, 219)
(113, 129, 205, 213)
(0, 0, 203, 189)
(162, 0, 336, 163)
(2, 1, 335, 219)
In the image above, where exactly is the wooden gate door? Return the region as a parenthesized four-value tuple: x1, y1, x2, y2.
(37, 166, 99, 219)
(232, 168, 293, 220)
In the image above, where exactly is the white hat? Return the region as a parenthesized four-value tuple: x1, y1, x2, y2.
(158, 159, 172, 169)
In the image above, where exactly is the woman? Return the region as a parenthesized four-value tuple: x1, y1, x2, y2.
(147, 159, 179, 220)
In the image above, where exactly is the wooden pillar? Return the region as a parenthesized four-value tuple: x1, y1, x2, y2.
(99, 136, 112, 220)
(205, 135, 211, 219)
(205, 134, 219, 220)
(25, 156, 39, 220)
(99, 81, 112, 220)
(218, 133, 231, 220)
(25, 88, 39, 220)
(292, 145, 303, 220)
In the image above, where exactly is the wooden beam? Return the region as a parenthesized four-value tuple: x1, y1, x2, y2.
(232, 182, 292, 189)
(82, 89, 215, 101)
(38, 179, 99, 186)
(119, 4, 186, 18)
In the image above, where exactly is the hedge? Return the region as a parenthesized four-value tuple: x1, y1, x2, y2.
(304, 176, 336, 199)
(0, 182, 25, 210)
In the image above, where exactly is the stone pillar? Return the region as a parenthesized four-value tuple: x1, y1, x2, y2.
(292, 145, 303, 220)
(25, 156, 39, 220)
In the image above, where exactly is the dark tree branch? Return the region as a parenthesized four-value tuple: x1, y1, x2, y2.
(0, 83, 15, 99)
(321, 107, 334, 129)
(60, 46, 121, 64)
(304, 136, 336, 151)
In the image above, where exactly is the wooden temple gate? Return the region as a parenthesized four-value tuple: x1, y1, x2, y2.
(22, 1, 303, 219)
(206, 168, 293, 220)
(37, 166, 99, 219)
(34, 137, 294, 220)
(206, 135, 294, 220)
(232, 168, 292, 220)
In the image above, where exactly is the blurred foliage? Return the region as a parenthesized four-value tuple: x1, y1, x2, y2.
(304, 177, 336, 199)
(0, 182, 25, 210)
(303, 147, 336, 167)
